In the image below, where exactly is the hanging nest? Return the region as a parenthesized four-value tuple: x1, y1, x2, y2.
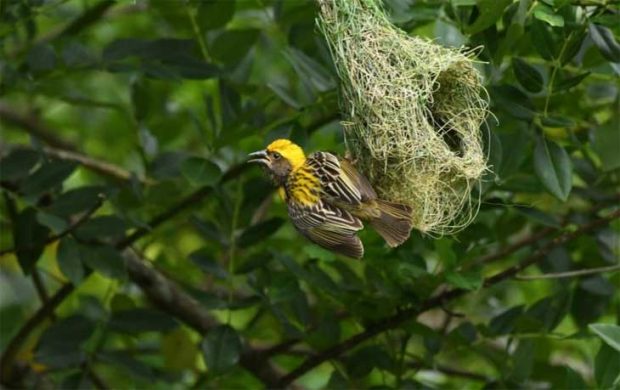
(316, 0, 489, 235)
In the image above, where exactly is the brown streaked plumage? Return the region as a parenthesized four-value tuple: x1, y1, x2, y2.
(248, 139, 413, 258)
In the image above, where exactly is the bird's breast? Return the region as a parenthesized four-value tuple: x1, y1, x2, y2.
(286, 168, 321, 206)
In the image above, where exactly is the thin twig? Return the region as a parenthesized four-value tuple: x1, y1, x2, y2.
(0, 284, 74, 383)
(516, 263, 620, 280)
(0, 194, 104, 256)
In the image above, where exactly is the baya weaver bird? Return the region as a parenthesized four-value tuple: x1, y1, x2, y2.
(248, 139, 413, 258)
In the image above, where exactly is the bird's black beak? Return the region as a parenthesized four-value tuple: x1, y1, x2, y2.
(248, 150, 269, 165)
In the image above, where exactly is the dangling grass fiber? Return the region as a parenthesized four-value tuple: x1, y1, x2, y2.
(316, 0, 490, 234)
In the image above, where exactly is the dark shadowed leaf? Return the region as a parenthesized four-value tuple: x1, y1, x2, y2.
(0, 149, 40, 181)
(345, 345, 393, 378)
(201, 325, 242, 374)
(594, 344, 620, 389)
(13, 208, 50, 274)
(27, 44, 56, 73)
(48, 186, 105, 218)
(36, 315, 95, 368)
(36, 211, 68, 233)
(488, 306, 524, 336)
(534, 135, 572, 201)
(589, 24, 620, 63)
(21, 160, 77, 196)
(57, 237, 84, 285)
(238, 218, 284, 248)
(189, 249, 228, 279)
(109, 308, 178, 334)
(181, 157, 221, 186)
(512, 58, 543, 92)
(531, 19, 556, 60)
(98, 351, 154, 379)
(74, 215, 126, 241)
(491, 85, 535, 120)
(82, 245, 127, 280)
(210, 29, 259, 66)
(554, 72, 590, 92)
(197, 0, 235, 30)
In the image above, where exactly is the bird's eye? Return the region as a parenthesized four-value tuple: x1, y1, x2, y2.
(272, 152, 281, 160)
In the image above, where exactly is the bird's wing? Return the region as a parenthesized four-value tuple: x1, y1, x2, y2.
(288, 200, 364, 258)
(306, 152, 376, 206)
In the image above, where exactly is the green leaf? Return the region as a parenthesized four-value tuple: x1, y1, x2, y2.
(36, 211, 68, 233)
(57, 237, 84, 285)
(511, 339, 536, 382)
(27, 44, 56, 73)
(445, 271, 482, 290)
(82, 245, 127, 280)
(285, 48, 335, 93)
(593, 119, 620, 172)
(491, 85, 536, 120)
(74, 215, 126, 242)
(488, 306, 524, 336)
(181, 157, 222, 186)
(109, 308, 178, 334)
(98, 351, 153, 379)
(189, 249, 228, 279)
(234, 252, 271, 274)
(162, 328, 198, 372)
(36, 315, 94, 368)
(531, 19, 556, 60)
(47, 186, 105, 218)
(594, 344, 620, 389)
(589, 323, 620, 352)
(0, 149, 40, 181)
(554, 71, 590, 92)
(197, 0, 235, 30)
(210, 29, 259, 66)
(13, 208, 50, 275)
(238, 218, 284, 248)
(345, 345, 393, 378)
(512, 58, 543, 92)
(464, 0, 511, 35)
(540, 116, 575, 128)
(533, 3, 564, 27)
(201, 325, 242, 374)
(21, 160, 77, 196)
(533, 135, 572, 201)
(589, 24, 620, 63)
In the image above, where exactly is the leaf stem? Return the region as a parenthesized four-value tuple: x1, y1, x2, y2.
(186, 5, 210, 62)
(516, 263, 620, 280)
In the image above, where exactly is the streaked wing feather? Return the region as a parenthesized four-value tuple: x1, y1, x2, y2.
(306, 152, 375, 206)
(303, 227, 364, 259)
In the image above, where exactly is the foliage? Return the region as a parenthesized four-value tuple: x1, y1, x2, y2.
(0, 0, 619, 389)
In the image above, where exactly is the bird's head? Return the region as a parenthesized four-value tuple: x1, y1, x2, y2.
(248, 139, 306, 184)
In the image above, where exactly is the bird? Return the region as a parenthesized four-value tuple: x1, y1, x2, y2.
(248, 139, 413, 259)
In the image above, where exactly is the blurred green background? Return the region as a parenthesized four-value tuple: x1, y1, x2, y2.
(0, 0, 619, 389)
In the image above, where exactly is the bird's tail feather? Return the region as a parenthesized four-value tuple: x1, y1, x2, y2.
(370, 200, 413, 247)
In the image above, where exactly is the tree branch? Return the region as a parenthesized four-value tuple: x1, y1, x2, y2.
(515, 263, 620, 280)
(277, 209, 620, 387)
(0, 104, 77, 151)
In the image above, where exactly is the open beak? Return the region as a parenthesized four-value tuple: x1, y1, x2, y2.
(247, 150, 269, 165)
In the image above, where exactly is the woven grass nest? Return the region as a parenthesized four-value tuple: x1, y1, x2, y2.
(317, 0, 490, 235)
